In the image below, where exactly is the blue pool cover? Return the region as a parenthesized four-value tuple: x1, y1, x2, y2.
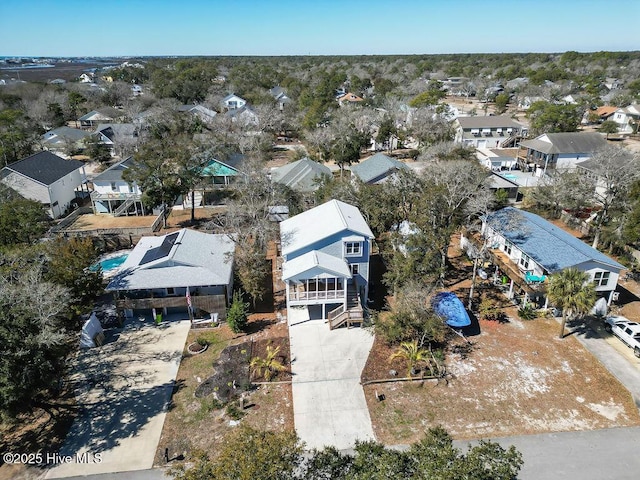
(431, 292, 471, 328)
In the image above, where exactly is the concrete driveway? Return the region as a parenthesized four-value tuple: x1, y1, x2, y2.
(46, 317, 190, 478)
(288, 308, 375, 450)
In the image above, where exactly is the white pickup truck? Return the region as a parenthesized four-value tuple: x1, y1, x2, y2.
(604, 316, 640, 358)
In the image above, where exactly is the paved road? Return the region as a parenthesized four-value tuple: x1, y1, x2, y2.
(45, 318, 190, 478)
(568, 316, 640, 407)
(457, 427, 640, 480)
(288, 308, 375, 450)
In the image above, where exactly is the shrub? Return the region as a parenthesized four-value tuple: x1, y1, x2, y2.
(225, 403, 246, 420)
(478, 295, 502, 321)
(227, 292, 249, 333)
(518, 303, 538, 321)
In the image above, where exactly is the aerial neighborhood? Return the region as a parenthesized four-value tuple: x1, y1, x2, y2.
(2, 49, 640, 479)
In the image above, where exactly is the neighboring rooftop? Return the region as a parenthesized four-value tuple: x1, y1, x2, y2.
(280, 199, 374, 256)
(107, 228, 235, 291)
(350, 153, 409, 184)
(520, 132, 607, 155)
(486, 207, 625, 273)
(271, 157, 331, 192)
(92, 156, 134, 183)
(42, 126, 92, 143)
(457, 115, 524, 129)
(2, 151, 84, 185)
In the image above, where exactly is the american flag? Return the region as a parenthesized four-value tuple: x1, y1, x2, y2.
(186, 288, 192, 309)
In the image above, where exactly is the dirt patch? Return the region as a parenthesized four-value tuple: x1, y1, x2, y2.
(155, 315, 293, 466)
(195, 343, 252, 401)
(366, 312, 640, 445)
(249, 337, 292, 383)
(364, 234, 640, 444)
(0, 389, 76, 480)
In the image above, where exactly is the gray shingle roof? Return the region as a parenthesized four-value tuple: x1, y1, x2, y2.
(520, 132, 607, 155)
(42, 126, 92, 143)
(487, 207, 624, 273)
(457, 115, 524, 129)
(4, 151, 84, 185)
(271, 157, 331, 192)
(107, 228, 235, 291)
(350, 153, 409, 184)
(92, 156, 134, 183)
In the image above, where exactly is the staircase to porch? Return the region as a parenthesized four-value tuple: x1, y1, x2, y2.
(327, 284, 364, 330)
(113, 197, 136, 216)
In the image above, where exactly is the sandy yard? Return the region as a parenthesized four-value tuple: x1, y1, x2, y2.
(365, 315, 640, 444)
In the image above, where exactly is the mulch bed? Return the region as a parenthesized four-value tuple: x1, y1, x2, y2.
(249, 336, 292, 383)
(195, 344, 252, 402)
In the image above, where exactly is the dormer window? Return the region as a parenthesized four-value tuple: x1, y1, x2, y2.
(470, 129, 480, 136)
(482, 128, 491, 136)
(496, 128, 503, 134)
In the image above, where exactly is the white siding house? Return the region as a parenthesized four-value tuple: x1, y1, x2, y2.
(0, 151, 87, 218)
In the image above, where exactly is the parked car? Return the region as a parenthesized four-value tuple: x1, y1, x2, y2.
(604, 316, 640, 357)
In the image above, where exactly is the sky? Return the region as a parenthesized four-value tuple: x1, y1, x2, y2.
(1, 0, 639, 57)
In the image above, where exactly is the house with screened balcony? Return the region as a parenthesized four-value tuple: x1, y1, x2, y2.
(279, 200, 374, 329)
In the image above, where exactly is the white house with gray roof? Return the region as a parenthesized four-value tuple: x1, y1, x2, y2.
(0, 151, 87, 218)
(107, 228, 235, 320)
(611, 104, 640, 134)
(480, 207, 624, 306)
(42, 126, 93, 153)
(518, 132, 607, 176)
(90, 156, 145, 216)
(455, 115, 526, 148)
(280, 200, 374, 329)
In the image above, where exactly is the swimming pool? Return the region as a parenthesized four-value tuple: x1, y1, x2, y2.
(90, 252, 129, 273)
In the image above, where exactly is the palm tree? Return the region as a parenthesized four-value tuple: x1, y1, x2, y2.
(547, 268, 596, 339)
(250, 345, 286, 382)
(389, 340, 429, 377)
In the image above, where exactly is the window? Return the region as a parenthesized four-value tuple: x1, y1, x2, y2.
(167, 287, 175, 295)
(519, 253, 530, 270)
(503, 241, 512, 255)
(128, 183, 134, 193)
(111, 181, 117, 192)
(350, 264, 360, 276)
(344, 242, 362, 256)
(593, 271, 610, 287)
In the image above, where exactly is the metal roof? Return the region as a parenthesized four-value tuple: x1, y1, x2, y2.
(350, 153, 409, 184)
(271, 157, 331, 192)
(282, 250, 352, 281)
(280, 200, 374, 256)
(486, 207, 624, 273)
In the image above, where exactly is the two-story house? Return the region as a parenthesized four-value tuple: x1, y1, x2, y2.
(517, 132, 607, 176)
(0, 151, 87, 218)
(454, 116, 526, 149)
(611, 104, 640, 134)
(477, 207, 624, 307)
(221, 94, 247, 111)
(279, 200, 374, 329)
(90, 156, 145, 216)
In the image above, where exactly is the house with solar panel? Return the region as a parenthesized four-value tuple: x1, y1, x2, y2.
(480, 207, 624, 307)
(0, 151, 88, 218)
(279, 200, 374, 329)
(107, 228, 235, 321)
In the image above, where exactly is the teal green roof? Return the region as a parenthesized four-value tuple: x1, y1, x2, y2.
(202, 159, 239, 177)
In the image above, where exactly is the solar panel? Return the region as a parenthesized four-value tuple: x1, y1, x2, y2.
(139, 232, 180, 265)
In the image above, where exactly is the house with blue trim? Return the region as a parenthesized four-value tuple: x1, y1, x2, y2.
(279, 200, 374, 329)
(480, 207, 624, 306)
